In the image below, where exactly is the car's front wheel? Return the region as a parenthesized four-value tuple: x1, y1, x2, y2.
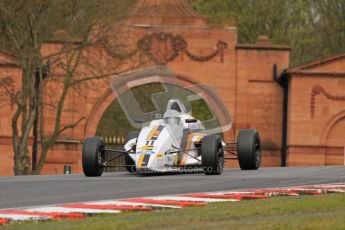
(201, 135, 224, 175)
(82, 137, 105, 177)
(237, 129, 261, 170)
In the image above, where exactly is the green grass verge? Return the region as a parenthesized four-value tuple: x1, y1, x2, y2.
(1, 194, 345, 230)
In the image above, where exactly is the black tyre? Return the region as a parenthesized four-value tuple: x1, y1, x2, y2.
(237, 129, 261, 170)
(125, 131, 139, 173)
(201, 135, 224, 175)
(82, 137, 105, 177)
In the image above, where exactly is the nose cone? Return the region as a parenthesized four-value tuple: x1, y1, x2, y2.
(135, 125, 172, 170)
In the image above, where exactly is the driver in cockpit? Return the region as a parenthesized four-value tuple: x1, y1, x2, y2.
(164, 111, 181, 125)
(163, 99, 185, 126)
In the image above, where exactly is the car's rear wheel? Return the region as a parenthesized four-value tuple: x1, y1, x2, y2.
(201, 135, 224, 175)
(237, 129, 261, 170)
(125, 131, 139, 173)
(82, 137, 105, 177)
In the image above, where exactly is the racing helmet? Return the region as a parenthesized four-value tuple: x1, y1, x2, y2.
(163, 110, 181, 125)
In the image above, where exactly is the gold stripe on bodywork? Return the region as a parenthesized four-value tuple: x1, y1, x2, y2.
(146, 126, 158, 141)
(138, 154, 145, 168)
(137, 146, 154, 151)
(180, 134, 194, 165)
(180, 133, 207, 165)
(173, 155, 179, 165)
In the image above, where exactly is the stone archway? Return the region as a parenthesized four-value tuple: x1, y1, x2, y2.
(321, 110, 345, 165)
(84, 66, 233, 140)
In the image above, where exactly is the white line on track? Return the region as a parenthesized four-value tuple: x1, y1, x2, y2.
(82, 200, 181, 209)
(0, 214, 48, 221)
(145, 195, 230, 202)
(25, 207, 121, 214)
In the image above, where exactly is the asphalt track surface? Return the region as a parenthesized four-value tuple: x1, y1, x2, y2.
(0, 166, 344, 210)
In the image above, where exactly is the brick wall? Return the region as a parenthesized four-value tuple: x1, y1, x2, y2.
(287, 56, 345, 166)
(235, 45, 290, 166)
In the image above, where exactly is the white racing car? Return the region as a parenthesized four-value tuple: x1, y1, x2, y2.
(82, 99, 261, 176)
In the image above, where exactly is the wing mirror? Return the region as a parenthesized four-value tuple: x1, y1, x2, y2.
(185, 119, 197, 123)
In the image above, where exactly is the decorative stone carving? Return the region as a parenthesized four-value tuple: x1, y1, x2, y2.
(311, 85, 345, 118)
(137, 32, 227, 64)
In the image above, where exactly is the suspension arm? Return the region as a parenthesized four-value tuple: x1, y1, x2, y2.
(102, 146, 135, 167)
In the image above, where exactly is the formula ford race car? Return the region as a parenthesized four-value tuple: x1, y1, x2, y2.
(82, 99, 261, 176)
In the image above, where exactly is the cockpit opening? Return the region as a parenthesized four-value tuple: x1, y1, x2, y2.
(170, 102, 182, 112)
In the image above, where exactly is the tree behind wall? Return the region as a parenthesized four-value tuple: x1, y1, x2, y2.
(191, 0, 345, 66)
(0, 0, 137, 175)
